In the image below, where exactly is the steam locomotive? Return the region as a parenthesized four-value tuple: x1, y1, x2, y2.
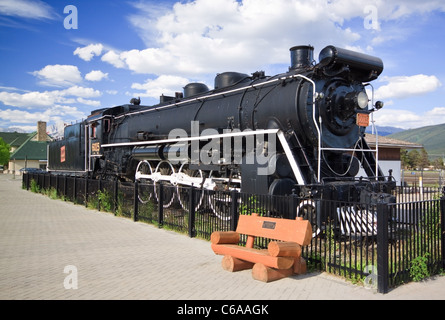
(48, 45, 395, 221)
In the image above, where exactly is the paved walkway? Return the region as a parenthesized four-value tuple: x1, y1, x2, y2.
(1, 174, 444, 301)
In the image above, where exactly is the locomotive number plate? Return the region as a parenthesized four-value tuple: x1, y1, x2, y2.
(262, 221, 276, 230)
(91, 142, 101, 155)
(356, 113, 369, 127)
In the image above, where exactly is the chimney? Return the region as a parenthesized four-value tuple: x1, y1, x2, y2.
(37, 121, 47, 141)
(289, 45, 314, 70)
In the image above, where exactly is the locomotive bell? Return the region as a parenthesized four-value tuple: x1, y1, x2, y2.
(375, 100, 384, 110)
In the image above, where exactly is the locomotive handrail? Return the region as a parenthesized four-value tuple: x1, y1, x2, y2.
(101, 128, 280, 148)
(365, 82, 380, 177)
(111, 74, 319, 121)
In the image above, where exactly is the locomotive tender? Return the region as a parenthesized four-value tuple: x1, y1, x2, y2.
(48, 45, 395, 218)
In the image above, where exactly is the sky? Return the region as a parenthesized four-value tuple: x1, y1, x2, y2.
(0, 0, 445, 136)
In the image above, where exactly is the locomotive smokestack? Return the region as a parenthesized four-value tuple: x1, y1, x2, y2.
(289, 45, 314, 70)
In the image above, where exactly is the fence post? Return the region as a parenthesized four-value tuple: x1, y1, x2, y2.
(55, 174, 59, 196)
(113, 178, 118, 215)
(441, 188, 445, 271)
(377, 200, 389, 294)
(134, 181, 139, 222)
(97, 177, 102, 211)
(84, 175, 88, 207)
(64, 175, 67, 200)
(26, 173, 30, 190)
(230, 190, 239, 231)
(290, 190, 298, 219)
(188, 186, 196, 237)
(158, 182, 164, 227)
(73, 176, 77, 204)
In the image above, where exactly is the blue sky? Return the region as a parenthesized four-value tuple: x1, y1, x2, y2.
(0, 0, 444, 135)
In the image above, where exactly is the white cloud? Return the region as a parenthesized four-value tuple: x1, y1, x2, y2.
(0, 86, 101, 108)
(0, 90, 56, 108)
(375, 75, 442, 100)
(61, 86, 101, 98)
(0, 0, 57, 20)
(0, 105, 86, 125)
(0, 86, 30, 93)
(119, 0, 445, 78)
(68, 0, 444, 81)
(117, 0, 445, 78)
(373, 106, 445, 129)
(324, 0, 445, 21)
(76, 98, 101, 107)
(85, 70, 108, 82)
(0, 108, 48, 123)
(131, 75, 190, 98)
(126, 1, 172, 46)
(120, 48, 178, 75)
(31, 64, 82, 87)
(116, 0, 362, 77)
(73, 43, 104, 61)
(376, 0, 445, 20)
(101, 50, 126, 68)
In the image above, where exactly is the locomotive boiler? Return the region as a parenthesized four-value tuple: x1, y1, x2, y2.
(48, 45, 395, 220)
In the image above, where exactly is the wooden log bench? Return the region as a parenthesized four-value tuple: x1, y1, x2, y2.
(211, 213, 312, 282)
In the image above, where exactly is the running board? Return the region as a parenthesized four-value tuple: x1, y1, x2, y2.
(106, 129, 307, 187)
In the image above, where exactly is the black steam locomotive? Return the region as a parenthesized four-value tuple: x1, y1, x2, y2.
(48, 45, 395, 221)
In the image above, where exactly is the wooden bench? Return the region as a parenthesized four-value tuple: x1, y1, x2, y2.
(211, 213, 312, 282)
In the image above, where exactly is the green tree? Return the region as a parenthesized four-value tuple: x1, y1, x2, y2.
(400, 149, 409, 169)
(402, 149, 430, 170)
(402, 149, 420, 170)
(432, 157, 444, 170)
(418, 148, 430, 170)
(0, 137, 10, 166)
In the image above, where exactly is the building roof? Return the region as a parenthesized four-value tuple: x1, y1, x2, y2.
(365, 134, 423, 149)
(0, 132, 33, 148)
(10, 135, 48, 160)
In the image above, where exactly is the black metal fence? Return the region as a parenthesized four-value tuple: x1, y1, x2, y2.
(23, 172, 444, 293)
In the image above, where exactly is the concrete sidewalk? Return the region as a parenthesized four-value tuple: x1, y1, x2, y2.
(0, 174, 444, 301)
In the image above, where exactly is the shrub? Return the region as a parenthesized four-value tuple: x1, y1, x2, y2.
(30, 179, 41, 193)
(409, 253, 430, 282)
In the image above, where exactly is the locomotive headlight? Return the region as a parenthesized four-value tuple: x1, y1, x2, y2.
(357, 91, 369, 109)
(345, 91, 369, 110)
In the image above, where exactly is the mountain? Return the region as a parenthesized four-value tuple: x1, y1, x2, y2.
(388, 123, 445, 158)
(0, 127, 28, 133)
(365, 126, 405, 136)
